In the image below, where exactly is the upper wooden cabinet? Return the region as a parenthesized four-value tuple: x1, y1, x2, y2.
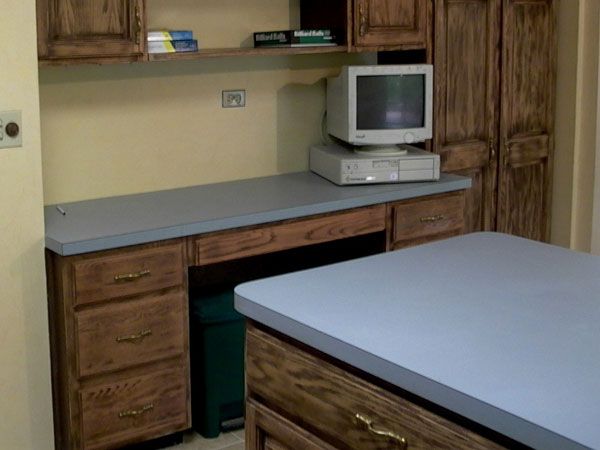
(353, 0, 429, 50)
(433, 0, 556, 242)
(36, 0, 431, 64)
(36, 0, 146, 63)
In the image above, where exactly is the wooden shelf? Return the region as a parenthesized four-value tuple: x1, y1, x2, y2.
(147, 45, 349, 61)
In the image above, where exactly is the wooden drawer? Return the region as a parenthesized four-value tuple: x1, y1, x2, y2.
(389, 192, 464, 247)
(246, 324, 504, 450)
(194, 205, 386, 265)
(72, 243, 184, 306)
(75, 292, 186, 378)
(80, 365, 188, 450)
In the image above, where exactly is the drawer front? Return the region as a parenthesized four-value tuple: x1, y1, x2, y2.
(73, 244, 184, 306)
(246, 324, 504, 450)
(80, 365, 188, 450)
(195, 205, 386, 265)
(390, 192, 464, 244)
(75, 292, 186, 378)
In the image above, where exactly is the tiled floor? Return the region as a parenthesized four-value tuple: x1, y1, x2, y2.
(170, 429, 245, 450)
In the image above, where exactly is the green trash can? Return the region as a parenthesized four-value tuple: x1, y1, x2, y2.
(190, 288, 245, 438)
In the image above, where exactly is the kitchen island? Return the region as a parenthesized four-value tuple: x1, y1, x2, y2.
(235, 233, 600, 450)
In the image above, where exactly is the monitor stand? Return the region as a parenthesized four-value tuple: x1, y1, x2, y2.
(353, 145, 410, 157)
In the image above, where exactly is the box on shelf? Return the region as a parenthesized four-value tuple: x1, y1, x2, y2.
(253, 29, 336, 48)
(148, 30, 194, 41)
(148, 39, 198, 54)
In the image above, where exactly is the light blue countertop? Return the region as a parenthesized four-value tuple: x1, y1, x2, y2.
(235, 233, 600, 450)
(44, 171, 469, 256)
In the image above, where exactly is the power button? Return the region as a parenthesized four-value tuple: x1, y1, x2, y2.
(404, 132, 415, 144)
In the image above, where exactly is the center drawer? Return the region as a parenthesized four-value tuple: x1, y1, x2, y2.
(75, 292, 186, 378)
(246, 324, 504, 450)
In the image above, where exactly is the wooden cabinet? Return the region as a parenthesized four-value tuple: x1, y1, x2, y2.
(36, 0, 431, 64)
(36, 0, 146, 64)
(387, 191, 465, 250)
(246, 322, 507, 449)
(353, 0, 430, 51)
(46, 241, 190, 450)
(433, 0, 556, 242)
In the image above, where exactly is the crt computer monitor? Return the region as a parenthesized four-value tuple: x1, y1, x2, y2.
(326, 65, 433, 151)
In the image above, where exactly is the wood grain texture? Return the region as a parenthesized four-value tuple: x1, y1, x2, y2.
(388, 191, 464, 247)
(353, 0, 429, 50)
(75, 292, 185, 378)
(497, 0, 556, 241)
(246, 399, 337, 450)
(72, 243, 184, 306)
(246, 323, 506, 450)
(36, 0, 146, 61)
(194, 205, 386, 266)
(433, 0, 501, 233)
(80, 365, 188, 450)
(46, 239, 190, 450)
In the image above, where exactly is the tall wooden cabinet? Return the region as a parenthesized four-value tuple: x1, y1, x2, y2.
(433, 0, 556, 241)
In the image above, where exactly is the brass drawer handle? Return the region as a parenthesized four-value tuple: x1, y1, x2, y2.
(354, 413, 407, 449)
(114, 269, 151, 282)
(420, 214, 445, 223)
(359, 3, 369, 37)
(134, 1, 142, 45)
(116, 328, 152, 343)
(119, 403, 154, 418)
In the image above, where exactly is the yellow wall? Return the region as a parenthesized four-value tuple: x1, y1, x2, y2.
(39, 1, 370, 204)
(0, 1, 54, 449)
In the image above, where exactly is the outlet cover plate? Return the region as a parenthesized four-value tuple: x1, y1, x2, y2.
(0, 110, 23, 149)
(222, 90, 246, 108)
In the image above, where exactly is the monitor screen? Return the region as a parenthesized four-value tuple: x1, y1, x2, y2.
(356, 75, 425, 130)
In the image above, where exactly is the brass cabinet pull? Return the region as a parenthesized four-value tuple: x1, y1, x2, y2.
(354, 413, 407, 449)
(119, 403, 154, 418)
(134, 1, 142, 45)
(116, 328, 152, 343)
(489, 137, 496, 160)
(359, 3, 368, 36)
(420, 214, 445, 223)
(114, 269, 151, 282)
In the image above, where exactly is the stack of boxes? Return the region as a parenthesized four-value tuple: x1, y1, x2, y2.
(147, 30, 198, 54)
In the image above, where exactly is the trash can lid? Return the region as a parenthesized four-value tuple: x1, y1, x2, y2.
(191, 289, 244, 323)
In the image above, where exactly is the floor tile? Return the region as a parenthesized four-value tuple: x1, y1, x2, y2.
(173, 430, 242, 450)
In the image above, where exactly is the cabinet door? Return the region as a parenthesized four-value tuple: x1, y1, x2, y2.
(433, 0, 501, 233)
(497, 0, 556, 241)
(246, 398, 337, 450)
(353, 0, 429, 50)
(36, 0, 145, 62)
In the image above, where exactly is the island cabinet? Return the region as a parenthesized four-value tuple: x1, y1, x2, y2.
(36, 0, 146, 64)
(433, 0, 556, 241)
(245, 322, 507, 450)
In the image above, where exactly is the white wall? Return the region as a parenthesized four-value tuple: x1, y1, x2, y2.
(0, 1, 54, 449)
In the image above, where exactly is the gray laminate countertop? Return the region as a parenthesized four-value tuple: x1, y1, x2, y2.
(235, 232, 600, 450)
(44, 171, 469, 255)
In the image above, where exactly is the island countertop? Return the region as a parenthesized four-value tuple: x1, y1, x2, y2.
(44, 171, 469, 256)
(235, 232, 600, 450)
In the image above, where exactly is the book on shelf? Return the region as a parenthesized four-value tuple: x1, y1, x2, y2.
(253, 29, 337, 47)
(148, 39, 198, 54)
(147, 30, 194, 41)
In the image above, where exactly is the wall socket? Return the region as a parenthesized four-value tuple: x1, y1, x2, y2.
(222, 90, 246, 108)
(0, 110, 23, 149)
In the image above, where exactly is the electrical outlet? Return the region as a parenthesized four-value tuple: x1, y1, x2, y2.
(222, 90, 246, 108)
(0, 110, 22, 149)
